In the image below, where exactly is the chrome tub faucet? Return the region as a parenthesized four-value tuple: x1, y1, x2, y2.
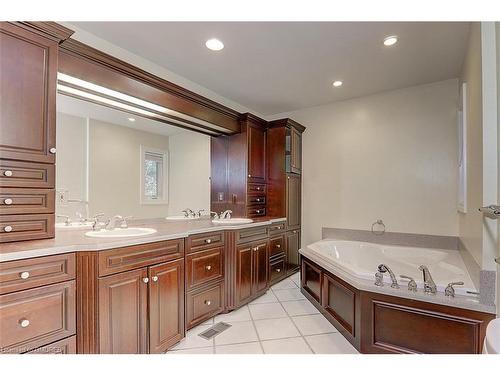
(377, 264, 399, 289)
(418, 265, 437, 294)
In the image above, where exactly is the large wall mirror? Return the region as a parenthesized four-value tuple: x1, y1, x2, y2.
(55, 91, 211, 224)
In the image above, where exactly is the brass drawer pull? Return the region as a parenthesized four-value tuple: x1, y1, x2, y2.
(19, 318, 30, 328)
(276, 268, 281, 273)
(205, 238, 212, 244)
(4, 170, 13, 177)
(205, 265, 212, 271)
(204, 300, 211, 306)
(3, 198, 13, 205)
(49, 148, 56, 154)
(20, 271, 30, 280)
(4, 225, 13, 233)
(142, 277, 149, 284)
(276, 244, 281, 248)
(152, 276, 158, 282)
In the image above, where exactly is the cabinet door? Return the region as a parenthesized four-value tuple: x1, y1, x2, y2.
(247, 124, 266, 182)
(301, 258, 322, 303)
(251, 241, 269, 295)
(148, 259, 184, 353)
(286, 229, 300, 274)
(286, 174, 301, 230)
(0, 23, 57, 163)
(98, 268, 148, 354)
(235, 244, 253, 306)
(290, 127, 302, 174)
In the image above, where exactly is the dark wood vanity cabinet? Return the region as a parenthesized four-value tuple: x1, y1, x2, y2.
(0, 22, 73, 243)
(286, 174, 301, 230)
(210, 113, 268, 218)
(286, 228, 300, 274)
(235, 240, 269, 306)
(77, 239, 185, 354)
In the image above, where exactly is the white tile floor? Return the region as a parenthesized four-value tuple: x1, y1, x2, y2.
(168, 272, 359, 354)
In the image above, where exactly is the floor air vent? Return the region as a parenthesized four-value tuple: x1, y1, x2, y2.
(198, 322, 232, 340)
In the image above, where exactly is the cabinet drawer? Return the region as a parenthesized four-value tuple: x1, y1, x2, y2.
(270, 257, 286, 284)
(98, 239, 184, 276)
(187, 231, 224, 253)
(0, 188, 55, 215)
(0, 214, 55, 243)
(248, 183, 266, 195)
(247, 195, 266, 206)
(268, 221, 286, 235)
(186, 247, 224, 290)
(237, 225, 269, 244)
(25, 335, 76, 354)
(186, 281, 224, 329)
(269, 235, 285, 258)
(0, 253, 75, 295)
(0, 160, 55, 189)
(0, 281, 76, 353)
(247, 206, 266, 218)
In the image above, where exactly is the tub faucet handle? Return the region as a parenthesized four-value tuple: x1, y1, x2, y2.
(377, 264, 399, 289)
(418, 265, 437, 294)
(374, 272, 384, 287)
(399, 275, 417, 292)
(444, 281, 464, 298)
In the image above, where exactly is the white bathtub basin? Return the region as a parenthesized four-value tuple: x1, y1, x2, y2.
(85, 227, 157, 238)
(305, 239, 476, 296)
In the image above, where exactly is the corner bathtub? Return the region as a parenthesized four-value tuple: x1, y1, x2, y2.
(304, 239, 476, 296)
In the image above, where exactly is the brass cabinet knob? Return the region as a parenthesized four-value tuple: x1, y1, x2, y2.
(20, 271, 30, 280)
(19, 319, 30, 328)
(152, 276, 158, 282)
(205, 265, 212, 271)
(248, 174, 251, 178)
(4, 198, 13, 205)
(142, 277, 149, 284)
(204, 300, 211, 306)
(205, 238, 212, 244)
(4, 225, 13, 233)
(4, 170, 13, 177)
(276, 268, 281, 273)
(256, 187, 261, 191)
(49, 148, 56, 154)
(276, 244, 281, 248)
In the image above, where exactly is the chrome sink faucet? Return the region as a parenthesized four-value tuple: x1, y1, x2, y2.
(91, 213, 106, 231)
(418, 265, 437, 294)
(220, 210, 232, 219)
(377, 264, 399, 288)
(182, 208, 195, 218)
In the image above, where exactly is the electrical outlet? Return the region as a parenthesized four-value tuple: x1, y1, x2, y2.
(218, 192, 224, 201)
(57, 189, 69, 206)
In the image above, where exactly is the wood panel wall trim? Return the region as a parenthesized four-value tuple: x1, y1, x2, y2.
(76, 252, 99, 354)
(239, 112, 268, 128)
(268, 118, 306, 133)
(12, 22, 74, 43)
(58, 38, 241, 133)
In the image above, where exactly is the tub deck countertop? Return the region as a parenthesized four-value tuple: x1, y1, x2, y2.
(300, 244, 496, 315)
(0, 216, 286, 263)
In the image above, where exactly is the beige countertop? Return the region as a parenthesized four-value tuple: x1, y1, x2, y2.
(0, 217, 286, 263)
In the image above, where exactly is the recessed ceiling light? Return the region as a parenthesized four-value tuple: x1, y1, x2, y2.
(383, 35, 398, 46)
(333, 80, 343, 87)
(205, 38, 224, 51)
(127, 117, 136, 122)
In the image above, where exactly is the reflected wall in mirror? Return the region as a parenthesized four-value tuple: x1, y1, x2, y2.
(55, 93, 211, 222)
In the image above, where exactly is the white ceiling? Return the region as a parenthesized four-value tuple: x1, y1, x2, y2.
(57, 93, 186, 136)
(72, 22, 470, 116)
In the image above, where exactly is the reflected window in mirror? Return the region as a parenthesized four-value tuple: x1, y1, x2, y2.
(141, 147, 168, 204)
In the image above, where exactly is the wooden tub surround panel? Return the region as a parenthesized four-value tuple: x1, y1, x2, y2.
(300, 257, 496, 354)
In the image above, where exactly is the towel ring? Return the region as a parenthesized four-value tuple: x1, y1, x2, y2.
(371, 219, 385, 235)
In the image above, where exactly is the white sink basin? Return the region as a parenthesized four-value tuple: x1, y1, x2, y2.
(85, 227, 157, 238)
(56, 222, 93, 230)
(166, 215, 199, 221)
(212, 218, 254, 225)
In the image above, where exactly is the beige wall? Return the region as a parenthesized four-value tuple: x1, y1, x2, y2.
(459, 23, 484, 266)
(88, 119, 170, 219)
(168, 131, 211, 216)
(271, 79, 459, 247)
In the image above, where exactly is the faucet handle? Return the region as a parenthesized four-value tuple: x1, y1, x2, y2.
(210, 211, 220, 219)
(196, 209, 205, 218)
(399, 275, 418, 292)
(56, 214, 71, 225)
(374, 272, 384, 287)
(444, 281, 464, 297)
(121, 216, 133, 228)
